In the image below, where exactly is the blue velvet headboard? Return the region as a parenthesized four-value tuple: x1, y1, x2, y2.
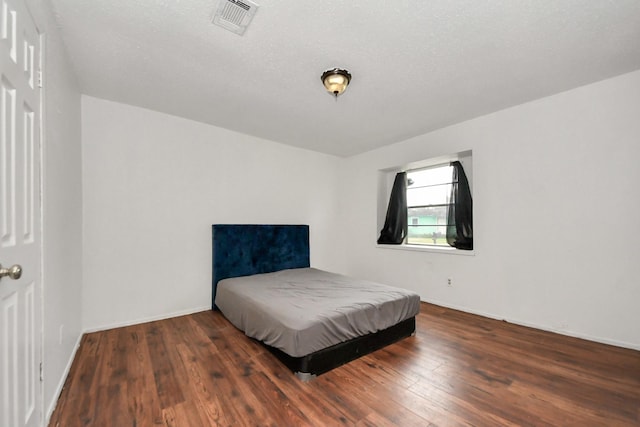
(212, 224, 310, 309)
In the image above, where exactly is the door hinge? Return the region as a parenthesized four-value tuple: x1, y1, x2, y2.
(39, 362, 43, 382)
(37, 70, 43, 88)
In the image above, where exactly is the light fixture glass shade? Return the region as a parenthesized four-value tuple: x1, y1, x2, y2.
(321, 68, 351, 98)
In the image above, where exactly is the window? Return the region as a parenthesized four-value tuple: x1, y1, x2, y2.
(377, 151, 473, 251)
(406, 164, 454, 246)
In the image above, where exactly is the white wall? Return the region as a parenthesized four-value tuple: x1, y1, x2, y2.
(24, 0, 84, 420)
(81, 96, 345, 331)
(340, 70, 640, 350)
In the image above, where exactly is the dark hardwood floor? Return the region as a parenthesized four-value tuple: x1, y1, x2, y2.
(49, 303, 640, 426)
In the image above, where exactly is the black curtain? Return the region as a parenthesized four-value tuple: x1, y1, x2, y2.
(377, 172, 407, 244)
(446, 161, 473, 250)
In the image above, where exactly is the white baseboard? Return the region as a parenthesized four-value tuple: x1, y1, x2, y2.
(422, 298, 640, 352)
(45, 333, 82, 424)
(82, 305, 211, 334)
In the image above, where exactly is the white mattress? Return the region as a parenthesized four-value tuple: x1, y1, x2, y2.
(215, 268, 420, 357)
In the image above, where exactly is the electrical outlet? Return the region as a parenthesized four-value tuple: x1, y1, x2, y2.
(59, 325, 64, 345)
(447, 277, 453, 287)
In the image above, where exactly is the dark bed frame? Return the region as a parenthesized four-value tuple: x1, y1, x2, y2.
(212, 224, 416, 380)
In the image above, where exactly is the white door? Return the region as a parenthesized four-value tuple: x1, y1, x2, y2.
(0, 0, 42, 426)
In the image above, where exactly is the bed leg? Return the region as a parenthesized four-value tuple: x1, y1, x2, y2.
(295, 372, 317, 382)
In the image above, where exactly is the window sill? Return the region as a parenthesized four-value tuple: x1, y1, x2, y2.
(376, 243, 475, 256)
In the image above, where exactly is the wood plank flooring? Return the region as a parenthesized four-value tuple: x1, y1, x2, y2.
(49, 303, 640, 426)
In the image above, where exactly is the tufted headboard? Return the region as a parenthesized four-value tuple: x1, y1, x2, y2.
(211, 224, 310, 309)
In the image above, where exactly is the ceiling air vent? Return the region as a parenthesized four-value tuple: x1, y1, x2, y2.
(212, 0, 259, 35)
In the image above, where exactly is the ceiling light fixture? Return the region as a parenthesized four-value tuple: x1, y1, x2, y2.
(321, 68, 352, 99)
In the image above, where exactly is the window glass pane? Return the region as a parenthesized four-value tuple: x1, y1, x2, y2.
(407, 166, 453, 187)
(408, 206, 448, 220)
(407, 183, 451, 207)
(407, 225, 449, 246)
(407, 206, 448, 233)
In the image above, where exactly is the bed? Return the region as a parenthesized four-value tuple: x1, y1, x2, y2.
(212, 224, 420, 380)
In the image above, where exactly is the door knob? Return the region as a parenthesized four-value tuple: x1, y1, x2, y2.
(0, 264, 22, 280)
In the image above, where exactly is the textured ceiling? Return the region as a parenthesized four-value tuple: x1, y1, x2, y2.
(50, 0, 640, 157)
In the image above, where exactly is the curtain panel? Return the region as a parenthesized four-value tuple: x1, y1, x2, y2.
(446, 161, 473, 250)
(377, 172, 407, 244)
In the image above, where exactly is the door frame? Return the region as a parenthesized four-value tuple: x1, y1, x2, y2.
(37, 30, 45, 427)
